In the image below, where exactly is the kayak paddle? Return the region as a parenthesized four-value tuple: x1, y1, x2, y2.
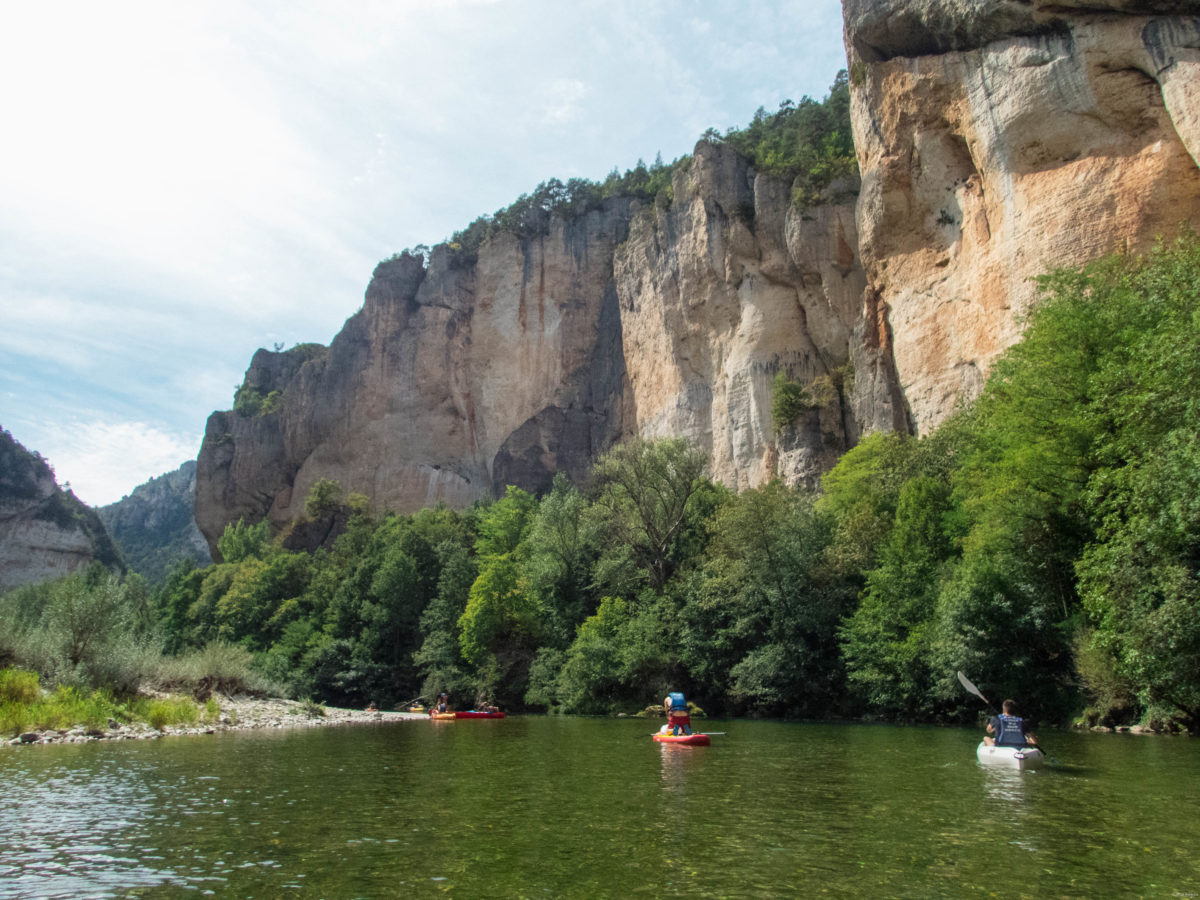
(957, 671, 993, 709)
(958, 671, 1058, 765)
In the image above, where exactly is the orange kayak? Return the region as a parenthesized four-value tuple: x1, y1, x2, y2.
(653, 732, 710, 746)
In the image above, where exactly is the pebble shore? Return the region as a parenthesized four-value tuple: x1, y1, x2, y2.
(5, 696, 428, 746)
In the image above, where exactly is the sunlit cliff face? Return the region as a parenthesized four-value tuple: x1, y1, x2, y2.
(845, 1, 1200, 432)
(195, 2, 1200, 550)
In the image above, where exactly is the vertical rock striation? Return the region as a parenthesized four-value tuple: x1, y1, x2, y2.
(198, 201, 640, 551)
(195, 150, 884, 553)
(613, 143, 884, 492)
(195, 0, 1200, 552)
(844, 0, 1200, 432)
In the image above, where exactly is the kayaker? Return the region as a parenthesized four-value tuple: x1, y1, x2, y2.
(435, 692, 449, 714)
(984, 699, 1037, 747)
(663, 691, 692, 735)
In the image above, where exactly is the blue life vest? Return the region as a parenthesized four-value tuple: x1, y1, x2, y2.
(667, 692, 687, 713)
(994, 714, 1026, 747)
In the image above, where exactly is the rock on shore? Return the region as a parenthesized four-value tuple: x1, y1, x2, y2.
(5, 695, 427, 747)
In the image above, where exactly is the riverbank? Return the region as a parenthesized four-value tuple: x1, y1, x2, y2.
(4, 695, 428, 746)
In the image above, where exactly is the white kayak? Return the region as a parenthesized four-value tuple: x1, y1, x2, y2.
(976, 741, 1045, 769)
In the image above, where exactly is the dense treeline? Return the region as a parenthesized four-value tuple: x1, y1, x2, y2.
(5, 234, 1180, 730)
(5, 242, 1198, 731)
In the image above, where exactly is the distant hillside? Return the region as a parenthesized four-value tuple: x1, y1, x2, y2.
(99, 460, 212, 584)
(0, 428, 123, 593)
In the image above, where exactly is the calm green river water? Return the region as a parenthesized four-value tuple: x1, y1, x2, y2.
(1, 717, 1197, 898)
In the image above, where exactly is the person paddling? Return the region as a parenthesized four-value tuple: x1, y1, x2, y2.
(663, 691, 692, 736)
(983, 699, 1037, 747)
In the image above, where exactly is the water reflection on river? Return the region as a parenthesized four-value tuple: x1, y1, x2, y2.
(1, 718, 1197, 897)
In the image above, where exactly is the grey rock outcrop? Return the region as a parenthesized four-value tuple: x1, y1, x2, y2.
(0, 429, 123, 593)
(98, 460, 211, 584)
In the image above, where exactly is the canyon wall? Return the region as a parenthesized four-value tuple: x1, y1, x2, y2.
(98, 460, 211, 585)
(844, 0, 1200, 431)
(195, 0, 1200, 553)
(0, 429, 123, 593)
(195, 146, 888, 552)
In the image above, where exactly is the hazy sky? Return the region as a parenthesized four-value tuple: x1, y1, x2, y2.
(0, 0, 849, 506)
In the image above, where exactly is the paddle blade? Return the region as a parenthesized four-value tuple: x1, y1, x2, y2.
(957, 671, 990, 705)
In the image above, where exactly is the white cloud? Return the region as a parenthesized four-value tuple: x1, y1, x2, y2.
(32, 420, 201, 508)
(542, 79, 588, 125)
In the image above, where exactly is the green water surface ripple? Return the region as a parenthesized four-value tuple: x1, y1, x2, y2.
(1, 718, 1197, 898)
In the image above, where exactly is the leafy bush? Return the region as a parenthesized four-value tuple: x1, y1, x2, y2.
(0, 668, 39, 704)
(300, 698, 325, 718)
(771, 372, 812, 432)
(0, 679, 119, 735)
(305, 479, 343, 519)
(133, 695, 199, 730)
(217, 518, 271, 564)
(150, 641, 278, 699)
(0, 572, 161, 694)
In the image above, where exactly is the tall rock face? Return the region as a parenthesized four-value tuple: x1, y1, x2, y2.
(195, 0, 1200, 552)
(0, 429, 123, 593)
(613, 143, 894, 492)
(844, 0, 1200, 432)
(195, 148, 885, 553)
(98, 460, 212, 585)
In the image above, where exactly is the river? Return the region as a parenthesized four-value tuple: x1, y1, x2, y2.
(1, 717, 1197, 897)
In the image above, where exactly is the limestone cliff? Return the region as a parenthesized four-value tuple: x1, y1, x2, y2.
(0, 429, 123, 593)
(195, 0, 1200, 552)
(99, 461, 211, 584)
(844, 0, 1200, 431)
(196, 147, 883, 552)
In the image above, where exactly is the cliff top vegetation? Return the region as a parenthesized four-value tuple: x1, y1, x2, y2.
(389, 70, 854, 263)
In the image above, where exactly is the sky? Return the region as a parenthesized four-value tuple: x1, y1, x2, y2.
(0, 0, 849, 507)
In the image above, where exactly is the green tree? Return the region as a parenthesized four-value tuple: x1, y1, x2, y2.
(520, 474, 596, 647)
(694, 481, 849, 715)
(841, 476, 956, 717)
(1070, 236, 1200, 727)
(305, 479, 343, 519)
(456, 487, 541, 706)
(771, 372, 812, 432)
(0, 571, 160, 693)
(217, 518, 271, 564)
(589, 438, 711, 593)
(414, 540, 478, 705)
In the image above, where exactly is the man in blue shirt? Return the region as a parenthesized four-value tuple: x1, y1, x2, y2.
(984, 699, 1038, 747)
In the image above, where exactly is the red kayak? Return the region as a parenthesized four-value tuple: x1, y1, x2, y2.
(653, 732, 710, 746)
(455, 710, 506, 718)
